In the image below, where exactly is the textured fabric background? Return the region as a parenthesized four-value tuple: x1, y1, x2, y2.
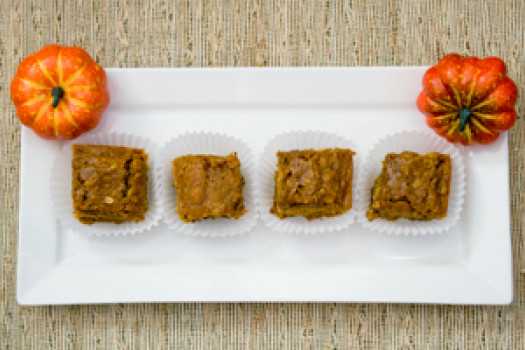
(1, 0, 524, 348)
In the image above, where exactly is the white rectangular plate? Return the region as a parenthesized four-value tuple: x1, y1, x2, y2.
(17, 68, 512, 305)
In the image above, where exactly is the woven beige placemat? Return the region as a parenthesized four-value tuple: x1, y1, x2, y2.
(1, 0, 524, 348)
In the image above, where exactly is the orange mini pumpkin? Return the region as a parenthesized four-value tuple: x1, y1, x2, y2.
(417, 53, 518, 145)
(10, 44, 110, 140)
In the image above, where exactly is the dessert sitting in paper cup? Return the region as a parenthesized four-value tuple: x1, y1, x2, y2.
(366, 151, 452, 222)
(158, 132, 258, 237)
(171, 153, 247, 222)
(72, 145, 149, 224)
(256, 131, 361, 234)
(356, 131, 465, 236)
(271, 148, 355, 220)
(51, 132, 162, 236)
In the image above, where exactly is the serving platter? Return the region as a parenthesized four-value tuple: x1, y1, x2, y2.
(17, 67, 512, 305)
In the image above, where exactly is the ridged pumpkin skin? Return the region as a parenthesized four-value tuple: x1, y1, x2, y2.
(10, 44, 110, 140)
(417, 53, 518, 145)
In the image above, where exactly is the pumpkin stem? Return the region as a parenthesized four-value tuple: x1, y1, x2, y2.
(459, 108, 472, 132)
(51, 86, 64, 108)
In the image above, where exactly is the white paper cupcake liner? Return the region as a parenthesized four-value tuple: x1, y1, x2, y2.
(356, 130, 465, 235)
(50, 132, 162, 236)
(158, 132, 258, 237)
(255, 130, 361, 234)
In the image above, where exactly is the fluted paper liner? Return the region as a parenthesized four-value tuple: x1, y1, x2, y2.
(51, 132, 162, 236)
(356, 130, 465, 235)
(158, 132, 257, 237)
(256, 131, 361, 234)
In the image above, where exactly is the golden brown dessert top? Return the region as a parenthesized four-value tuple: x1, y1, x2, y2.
(172, 153, 246, 222)
(271, 148, 354, 220)
(72, 144, 149, 224)
(367, 151, 451, 221)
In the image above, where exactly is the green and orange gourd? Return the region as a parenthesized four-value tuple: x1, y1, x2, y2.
(10, 44, 110, 140)
(417, 53, 518, 145)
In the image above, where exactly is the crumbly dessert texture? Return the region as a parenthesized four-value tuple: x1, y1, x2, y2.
(271, 148, 355, 220)
(366, 151, 452, 221)
(171, 153, 246, 222)
(72, 145, 149, 224)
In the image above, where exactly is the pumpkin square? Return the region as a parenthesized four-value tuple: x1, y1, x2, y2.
(270, 148, 355, 220)
(171, 153, 246, 222)
(366, 151, 452, 221)
(71, 145, 149, 224)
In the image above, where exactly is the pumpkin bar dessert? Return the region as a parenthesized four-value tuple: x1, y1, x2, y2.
(171, 153, 246, 222)
(271, 148, 355, 220)
(366, 151, 451, 221)
(72, 145, 149, 224)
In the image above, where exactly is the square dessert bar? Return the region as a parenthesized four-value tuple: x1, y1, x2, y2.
(172, 153, 246, 222)
(366, 151, 452, 221)
(271, 148, 355, 220)
(72, 145, 149, 224)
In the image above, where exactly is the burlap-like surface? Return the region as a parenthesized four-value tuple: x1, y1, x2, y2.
(1, 0, 524, 348)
